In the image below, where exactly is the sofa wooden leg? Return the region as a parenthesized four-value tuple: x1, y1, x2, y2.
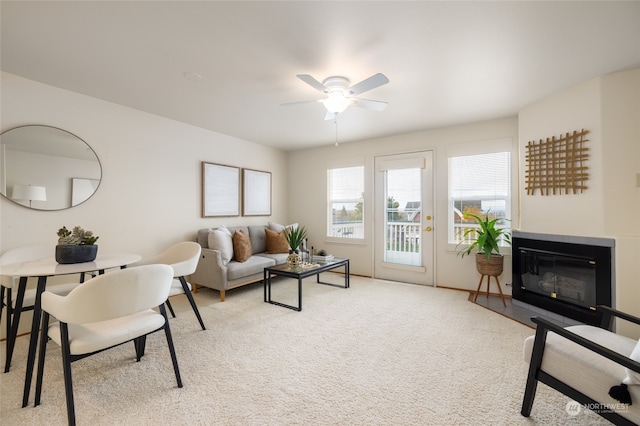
(220, 290, 225, 302)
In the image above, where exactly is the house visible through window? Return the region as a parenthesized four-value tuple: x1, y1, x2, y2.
(448, 151, 511, 245)
(327, 166, 364, 239)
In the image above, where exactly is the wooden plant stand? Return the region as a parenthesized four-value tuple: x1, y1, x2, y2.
(473, 274, 507, 307)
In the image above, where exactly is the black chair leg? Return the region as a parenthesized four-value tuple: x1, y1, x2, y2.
(34, 312, 50, 407)
(179, 276, 206, 330)
(165, 299, 176, 318)
(60, 323, 76, 426)
(134, 336, 147, 361)
(159, 304, 183, 388)
(2, 286, 8, 372)
(6, 279, 27, 374)
(0, 286, 5, 328)
(521, 326, 548, 417)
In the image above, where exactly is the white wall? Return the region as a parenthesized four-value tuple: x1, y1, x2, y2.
(601, 69, 640, 335)
(518, 77, 604, 234)
(519, 68, 640, 337)
(1, 72, 288, 254)
(287, 117, 520, 290)
(0, 72, 289, 336)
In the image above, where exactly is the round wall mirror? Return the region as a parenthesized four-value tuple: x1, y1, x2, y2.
(0, 125, 102, 211)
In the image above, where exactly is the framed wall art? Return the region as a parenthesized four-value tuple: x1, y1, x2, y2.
(524, 129, 590, 196)
(71, 178, 99, 206)
(202, 162, 240, 217)
(242, 168, 271, 216)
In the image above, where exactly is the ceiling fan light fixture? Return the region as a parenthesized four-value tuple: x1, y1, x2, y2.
(322, 93, 351, 114)
(291, 73, 388, 118)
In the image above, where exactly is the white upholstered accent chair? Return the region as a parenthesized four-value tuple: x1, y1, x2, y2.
(139, 242, 205, 330)
(34, 264, 183, 426)
(522, 306, 640, 425)
(0, 245, 81, 372)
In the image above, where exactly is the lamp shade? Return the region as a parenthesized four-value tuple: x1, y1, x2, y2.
(322, 93, 351, 114)
(11, 184, 47, 202)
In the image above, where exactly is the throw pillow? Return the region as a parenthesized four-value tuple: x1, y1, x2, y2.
(208, 228, 233, 265)
(265, 228, 290, 253)
(232, 230, 252, 263)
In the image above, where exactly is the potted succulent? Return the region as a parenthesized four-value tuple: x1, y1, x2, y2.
(283, 225, 307, 267)
(456, 212, 511, 276)
(55, 226, 100, 264)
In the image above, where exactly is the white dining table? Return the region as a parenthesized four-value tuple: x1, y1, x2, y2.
(0, 252, 141, 408)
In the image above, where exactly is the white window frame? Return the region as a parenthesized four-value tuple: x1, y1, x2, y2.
(447, 138, 517, 253)
(326, 161, 365, 243)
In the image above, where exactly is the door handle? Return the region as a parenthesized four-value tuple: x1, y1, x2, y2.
(424, 226, 432, 232)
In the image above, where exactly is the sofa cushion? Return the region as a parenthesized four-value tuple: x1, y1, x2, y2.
(208, 227, 233, 265)
(232, 230, 252, 262)
(255, 252, 289, 266)
(227, 256, 275, 281)
(265, 228, 290, 253)
(248, 225, 268, 254)
(268, 222, 298, 233)
(227, 225, 249, 237)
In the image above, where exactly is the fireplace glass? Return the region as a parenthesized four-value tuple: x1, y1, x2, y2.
(520, 248, 596, 310)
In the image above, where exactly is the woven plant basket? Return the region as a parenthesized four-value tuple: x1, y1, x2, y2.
(475, 253, 504, 276)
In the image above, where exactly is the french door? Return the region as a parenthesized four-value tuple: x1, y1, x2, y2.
(374, 151, 434, 285)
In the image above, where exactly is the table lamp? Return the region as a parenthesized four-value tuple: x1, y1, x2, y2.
(11, 184, 47, 207)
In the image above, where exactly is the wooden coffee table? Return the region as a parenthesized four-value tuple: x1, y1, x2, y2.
(263, 258, 349, 311)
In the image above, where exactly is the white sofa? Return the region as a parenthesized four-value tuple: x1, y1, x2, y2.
(190, 225, 289, 301)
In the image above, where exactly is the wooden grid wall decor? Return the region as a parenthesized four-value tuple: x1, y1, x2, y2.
(525, 129, 590, 196)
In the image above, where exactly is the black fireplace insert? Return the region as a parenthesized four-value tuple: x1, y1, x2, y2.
(512, 233, 613, 326)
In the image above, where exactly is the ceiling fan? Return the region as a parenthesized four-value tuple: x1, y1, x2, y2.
(283, 73, 389, 120)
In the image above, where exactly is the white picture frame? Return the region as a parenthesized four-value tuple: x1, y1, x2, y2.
(202, 162, 240, 217)
(71, 178, 100, 206)
(242, 168, 271, 216)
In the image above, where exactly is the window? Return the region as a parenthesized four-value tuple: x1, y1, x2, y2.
(448, 151, 511, 245)
(327, 166, 364, 239)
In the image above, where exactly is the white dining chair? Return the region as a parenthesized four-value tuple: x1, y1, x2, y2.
(33, 264, 183, 426)
(139, 242, 206, 330)
(0, 245, 81, 372)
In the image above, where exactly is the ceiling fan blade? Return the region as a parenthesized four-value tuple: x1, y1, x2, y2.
(325, 111, 338, 121)
(297, 74, 327, 92)
(353, 98, 388, 111)
(280, 99, 321, 107)
(349, 73, 389, 95)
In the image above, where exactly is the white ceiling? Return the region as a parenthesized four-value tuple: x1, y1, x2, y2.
(2, 1, 640, 151)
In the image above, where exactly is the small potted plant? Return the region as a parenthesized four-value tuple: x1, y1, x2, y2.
(283, 225, 307, 267)
(456, 212, 511, 276)
(55, 226, 100, 264)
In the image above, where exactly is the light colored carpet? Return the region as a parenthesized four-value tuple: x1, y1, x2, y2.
(1, 275, 608, 425)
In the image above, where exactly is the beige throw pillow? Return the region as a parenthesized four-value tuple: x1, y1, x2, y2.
(232, 230, 252, 262)
(265, 228, 290, 253)
(208, 227, 233, 265)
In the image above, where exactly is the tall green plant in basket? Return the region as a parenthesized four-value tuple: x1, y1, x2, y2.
(456, 212, 511, 261)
